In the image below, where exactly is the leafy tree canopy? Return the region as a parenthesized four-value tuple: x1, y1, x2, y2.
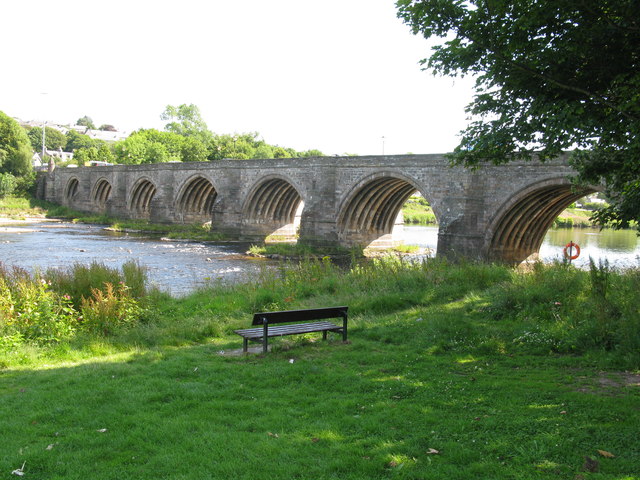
(113, 129, 208, 164)
(161, 104, 212, 145)
(65, 130, 103, 152)
(99, 124, 117, 132)
(26, 126, 67, 152)
(76, 116, 95, 129)
(396, 0, 640, 228)
(0, 111, 33, 176)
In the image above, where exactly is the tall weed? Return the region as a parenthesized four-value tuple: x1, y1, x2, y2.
(80, 283, 145, 335)
(46, 260, 147, 307)
(0, 261, 149, 346)
(0, 265, 77, 345)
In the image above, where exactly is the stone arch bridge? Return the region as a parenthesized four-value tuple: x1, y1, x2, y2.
(39, 154, 594, 264)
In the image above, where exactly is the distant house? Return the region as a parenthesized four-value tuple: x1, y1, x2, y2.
(85, 128, 128, 142)
(32, 152, 43, 168)
(16, 117, 129, 145)
(46, 148, 74, 162)
(31, 152, 49, 172)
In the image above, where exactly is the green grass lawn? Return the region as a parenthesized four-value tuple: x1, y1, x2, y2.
(3, 340, 638, 479)
(2, 257, 639, 479)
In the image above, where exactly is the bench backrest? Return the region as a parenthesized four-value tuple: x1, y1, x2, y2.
(251, 306, 348, 326)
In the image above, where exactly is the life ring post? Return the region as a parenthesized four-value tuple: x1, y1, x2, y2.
(563, 241, 581, 262)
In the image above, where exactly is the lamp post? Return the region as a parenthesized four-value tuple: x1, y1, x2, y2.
(381, 136, 385, 155)
(41, 120, 46, 160)
(40, 92, 54, 172)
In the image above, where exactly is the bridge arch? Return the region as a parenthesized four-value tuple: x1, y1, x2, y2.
(91, 178, 112, 209)
(485, 177, 597, 264)
(175, 174, 218, 223)
(242, 175, 304, 241)
(64, 177, 80, 203)
(338, 172, 431, 248)
(128, 177, 157, 218)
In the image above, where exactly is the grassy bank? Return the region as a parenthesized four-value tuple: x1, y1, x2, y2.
(554, 207, 599, 228)
(0, 197, 221, 241)
(1, 258, 639, 479)
(402, 196, 438, 225)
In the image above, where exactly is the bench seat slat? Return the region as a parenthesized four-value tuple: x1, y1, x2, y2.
(235, 321, 342, 339)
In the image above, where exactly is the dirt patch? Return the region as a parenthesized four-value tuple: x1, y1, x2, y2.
(217, 345, 271, 356)
(574, 371, 640, 395)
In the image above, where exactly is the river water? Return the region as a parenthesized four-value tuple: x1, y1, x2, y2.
(0, 221, 638, 296)
(402, 225, 640, 269)
(0, 221, 266, 296)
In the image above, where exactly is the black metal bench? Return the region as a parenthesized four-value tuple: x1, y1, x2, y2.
(234, 306, 348, 353)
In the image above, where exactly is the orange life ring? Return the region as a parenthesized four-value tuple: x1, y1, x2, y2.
(563, 241, 580, 260)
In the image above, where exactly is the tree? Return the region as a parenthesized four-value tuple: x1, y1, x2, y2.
(65, 130, 100, 152)
(396, 0, 640, 228)
(0, 111, 33, 177)
(76, 116, 95, 129)
(99, 124, 117, 132)
(26, 126, 67, 152)
(112, 129, 206, 164)
(161, 104, 212, 145)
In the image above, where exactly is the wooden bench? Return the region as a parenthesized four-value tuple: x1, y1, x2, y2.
(234, 306, 348, 353)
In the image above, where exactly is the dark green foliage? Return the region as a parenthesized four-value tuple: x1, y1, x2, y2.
(0, 111, 33, 176)
(0, 173, 16, 198)
(26, 126, 67, 151)
(76, 115, 95, 129)
(65, 129, 103, 152)
(396, 0, 640, 229)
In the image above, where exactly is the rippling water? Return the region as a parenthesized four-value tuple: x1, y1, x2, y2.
(1, 221, 637, 297)
(0, 221, 267, 296)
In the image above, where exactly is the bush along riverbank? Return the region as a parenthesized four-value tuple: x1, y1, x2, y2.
(1, 257, 639, 479)
(0, 196, 224, 241)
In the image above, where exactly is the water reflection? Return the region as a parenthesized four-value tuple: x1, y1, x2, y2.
(539, 227, 639, 268)
(402, 225, 639, 269)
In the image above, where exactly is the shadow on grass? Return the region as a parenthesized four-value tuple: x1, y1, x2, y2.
(2, 332, 639, 480)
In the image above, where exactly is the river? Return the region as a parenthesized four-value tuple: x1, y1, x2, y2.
(402, 225, 640, 269)
(0, 220, 266, 296)
(0, 221, 637, 296)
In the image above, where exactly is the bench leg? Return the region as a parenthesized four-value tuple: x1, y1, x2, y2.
(263, 320, 269, 354)
(343, 316, 348, 341)
(322, 330, 327, 341)
(243, 338, 248, 353)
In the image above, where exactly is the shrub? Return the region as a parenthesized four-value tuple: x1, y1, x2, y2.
(0, 267, 78, 345)
(0, 261, 149, 345)
(0, 173, 16, 198)
(80, 282, 146, 335)
(46, 260, 147, 308)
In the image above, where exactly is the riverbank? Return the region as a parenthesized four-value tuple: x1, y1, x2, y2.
(1, 258, 639, 479)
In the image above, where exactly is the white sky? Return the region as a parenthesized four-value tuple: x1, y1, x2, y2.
(1, 0, 475, 155)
